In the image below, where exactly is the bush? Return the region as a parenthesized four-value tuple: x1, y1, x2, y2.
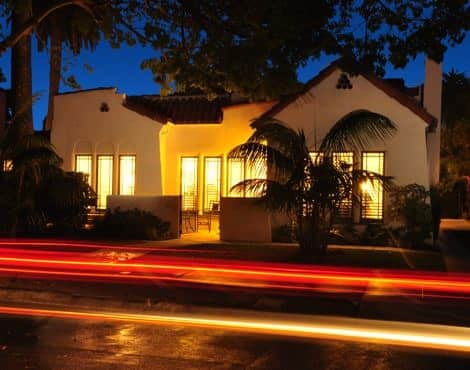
(358, 224, 394, 246)
(272, 223, 297, 243)
(390, 184, 432, 248)
(37, 171, 96, 234)
(93, 208, 170, 240)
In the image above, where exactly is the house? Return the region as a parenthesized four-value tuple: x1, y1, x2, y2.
(50, 58, 442, 241)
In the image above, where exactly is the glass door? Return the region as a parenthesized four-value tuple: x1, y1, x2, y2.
(203, 157, 222, 211)
(181, 157, 198, 211)
(97, 155, 113, 209)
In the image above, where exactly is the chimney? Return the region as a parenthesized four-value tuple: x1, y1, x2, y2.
(423, 58, 442, 186)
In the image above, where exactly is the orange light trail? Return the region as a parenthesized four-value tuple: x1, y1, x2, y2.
(1, 305, 470, 353)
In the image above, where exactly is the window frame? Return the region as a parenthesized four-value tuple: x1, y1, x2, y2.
(360, 151, 385, 222)
(96, 154, 114, 209)
(203, 156, 222, 212)
(74, 154, 93, 186)
(180, 156, 199, 212)
(118, 154, 136, 195)
(332, 151, 354, 219)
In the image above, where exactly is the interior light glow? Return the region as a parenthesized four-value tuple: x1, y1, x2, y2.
(119, 155, 136, 195)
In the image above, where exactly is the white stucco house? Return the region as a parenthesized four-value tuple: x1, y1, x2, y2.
(50, 59, 442, 241)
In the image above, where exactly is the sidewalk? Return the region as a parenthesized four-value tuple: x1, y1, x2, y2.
(439, 219, 470, 272)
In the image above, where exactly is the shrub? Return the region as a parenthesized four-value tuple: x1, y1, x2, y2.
(93, 208, 170, 240)
(37, 171, 96, 234)
(358, 224, 394, 246)
(390, 184, 432, 248)
(272, 223, 297, 243)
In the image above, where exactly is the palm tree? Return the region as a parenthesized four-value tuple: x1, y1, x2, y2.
(0, 126, 94, 236)
(0, 126, 62, 235)
(229, 110, 396, 255)
(10, 0, 34, 136)
(35, 1, 101, 130)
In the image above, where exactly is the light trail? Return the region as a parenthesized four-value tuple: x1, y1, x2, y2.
(1, 305, 470, 353)
(0, 239, 227, 254)
(1, 253, 470, 296)
(1, 240, 470, 299)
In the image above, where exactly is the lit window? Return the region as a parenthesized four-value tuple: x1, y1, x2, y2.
(309, 151, 324, 164)
(333, 152, 354, 218)
(75, 155, 92, 186)
(181, 157, 198, 211)
(2, 160, 12, 172)
(227, 158, 245, 197)
(97, 155, 113, 209)
(245, 156, 267, 198)
(119, 155, 136, 195)
(203, 157, 221, 211)
(361, 152, 384, 220)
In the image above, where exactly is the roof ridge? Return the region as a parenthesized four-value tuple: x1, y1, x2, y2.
(252, 59, 436, 128)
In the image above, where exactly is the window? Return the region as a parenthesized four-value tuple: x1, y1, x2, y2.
(2, 160, 12, 172)
(333, 152, 354, 218)
(309, 151, 324, 164)
(227, 158, 244, 197)
(227, 157, 267, 198)
(245, 157, 267, 197)
(181, 157, 198, 211)
(361, 152, 385, 220)
(75, 155, 92, 186)
(119, 155, 136, 195)
(203, 157, 221, 211)
(97, 155, 113, 209)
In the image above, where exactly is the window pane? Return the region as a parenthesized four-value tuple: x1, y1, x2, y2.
(181, 157, 198, 211)
(245, 157, 267, 198)
(3, 160, 12, 172)
(119, 156, 136, 195)
(361, 152, 384, 220)
(309, 151, 324, 164)
(75, 155, 92, 186)
(204, 157, 221, 211)
(333, 152, 354, 218)
(227, 158, 245, 197)
(97, 155, 113, 209)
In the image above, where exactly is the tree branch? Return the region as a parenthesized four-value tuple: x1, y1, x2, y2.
(0, 0, 96, 55)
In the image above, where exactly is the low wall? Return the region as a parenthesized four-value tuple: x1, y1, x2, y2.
(107, 195, 181, 238)
(220, 197, 271, 242)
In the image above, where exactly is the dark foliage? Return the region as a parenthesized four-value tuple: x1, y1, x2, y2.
(93, 208, 170, 240)
(390, 184, 432, 248)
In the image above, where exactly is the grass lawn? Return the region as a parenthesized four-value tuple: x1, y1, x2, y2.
(164, 242, 447, 271)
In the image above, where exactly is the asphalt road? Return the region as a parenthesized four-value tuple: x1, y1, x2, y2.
(1, 314, 470, 370)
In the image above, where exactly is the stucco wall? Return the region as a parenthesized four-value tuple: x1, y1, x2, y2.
(220, 197, 271, 242)
(162, 101, 276, 208)
(51, 89, 165, 197)
(107, 195, 181, 238)
(274, 69, 430, 190)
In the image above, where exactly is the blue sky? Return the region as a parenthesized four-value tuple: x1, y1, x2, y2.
(0, 34, 469, 130)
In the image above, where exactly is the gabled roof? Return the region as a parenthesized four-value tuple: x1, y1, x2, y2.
(252, 61, 437, 128)
(123, 94, 247, 124)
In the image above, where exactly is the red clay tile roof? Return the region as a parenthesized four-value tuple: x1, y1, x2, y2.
(123, 95, 245, 124)
(252, 61, 437, 129)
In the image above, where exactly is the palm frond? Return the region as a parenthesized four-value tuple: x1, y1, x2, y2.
(352, 169, 395, 192)
(229, 142, 293, 181)
(248, 119, 308, 160)
(320, 110, 397, 154)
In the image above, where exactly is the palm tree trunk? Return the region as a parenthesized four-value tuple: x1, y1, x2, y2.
(44, 15, 62, 131)
(11, 0, 34, 137)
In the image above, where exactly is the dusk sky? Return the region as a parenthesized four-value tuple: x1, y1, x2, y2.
(0, 34, 468, 130)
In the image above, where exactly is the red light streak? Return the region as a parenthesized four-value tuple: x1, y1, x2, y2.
(0, 240, 470, 299)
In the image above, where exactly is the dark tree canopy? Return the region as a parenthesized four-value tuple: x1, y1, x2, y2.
(140, 0, 470, 98)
